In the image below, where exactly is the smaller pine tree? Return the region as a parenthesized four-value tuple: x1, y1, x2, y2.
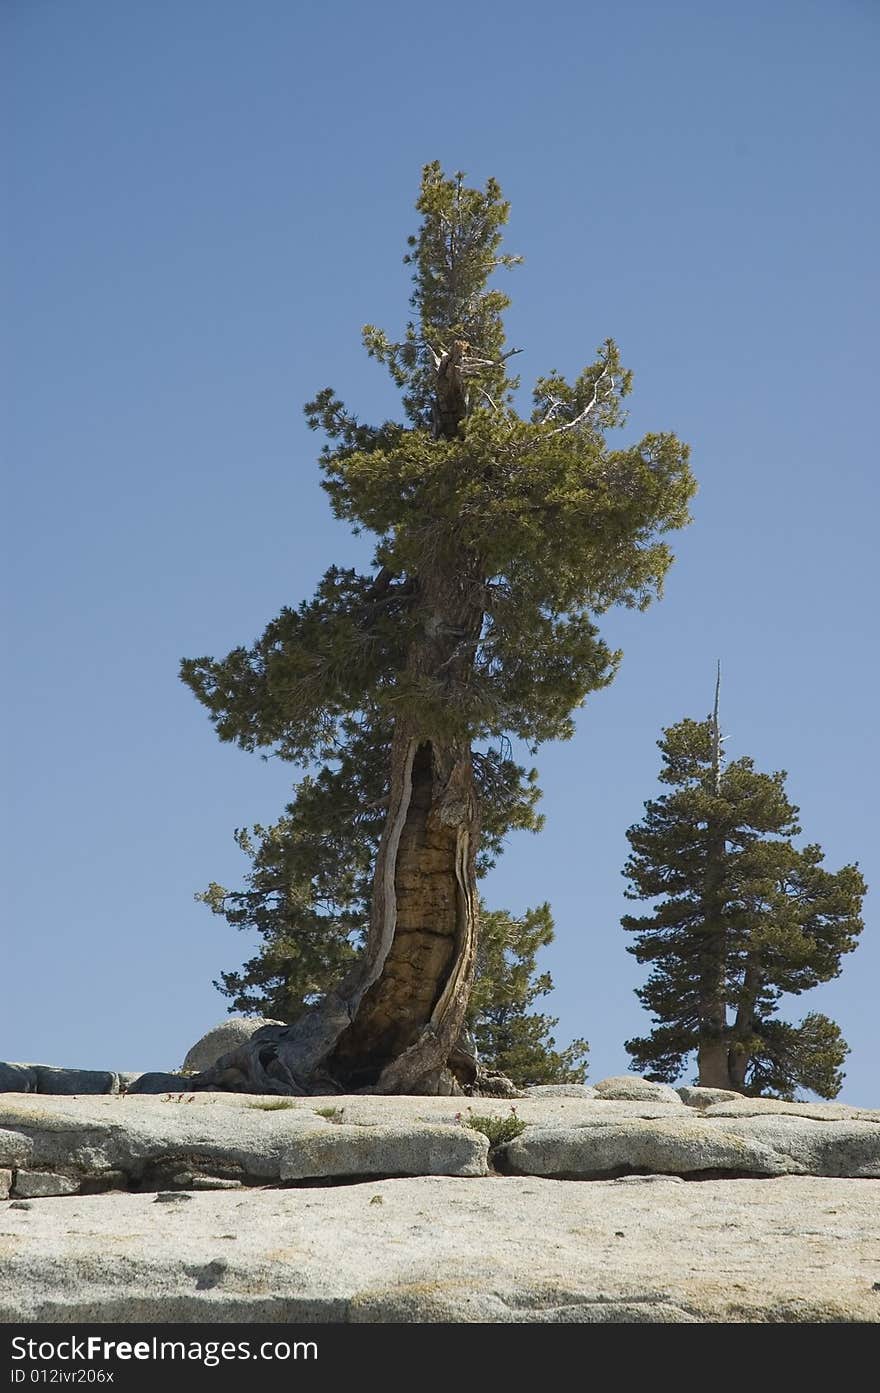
(622, 703, 865, 1098)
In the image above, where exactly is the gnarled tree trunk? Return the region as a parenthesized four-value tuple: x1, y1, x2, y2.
(332, 731, 480, 1091)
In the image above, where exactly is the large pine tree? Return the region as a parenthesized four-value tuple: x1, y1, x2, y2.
(622, 698, 865, 1097)
(179, 163, 695, 1095)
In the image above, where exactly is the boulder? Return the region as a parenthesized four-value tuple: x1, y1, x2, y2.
(125, 1072, 199, 1095)
(13, 1170, 80, 1198)
(181, 1017, 284, 1074)
(677, 1086, 742, 1108)
(33, 1066, 118, 1095)
(0, 1063, 37, 1093)
(593, 1075, 683, 1105)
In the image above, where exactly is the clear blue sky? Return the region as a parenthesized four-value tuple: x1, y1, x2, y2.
(4, 1, 878, 1102)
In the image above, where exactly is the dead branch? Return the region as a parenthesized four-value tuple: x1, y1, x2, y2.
(548, 360, 614, 435)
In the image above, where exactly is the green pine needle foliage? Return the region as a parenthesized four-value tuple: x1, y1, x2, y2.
(181, 162, 695, 766)
(468, 904, 589, 1085)
(622, 717, 866, 1098)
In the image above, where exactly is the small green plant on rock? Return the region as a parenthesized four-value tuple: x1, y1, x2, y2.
(462, 1107, 526, 1149)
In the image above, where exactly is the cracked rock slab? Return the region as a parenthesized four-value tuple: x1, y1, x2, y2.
(502, 1116, 880, 1178)
(1, 1065, 119, 1095)
(12, 1171, 80, 1198)
(32, 1067, 119, 1096)
(0, 1176, 877, 1323)
(711, 1117, 880, 1177)
(0, 1096, 487, 1187)
(703, 1098, 880, 1124)
(280, 1123, 487, 1180)
(0, 1097, 322, 1183)
(2, 1094, 878, 1191)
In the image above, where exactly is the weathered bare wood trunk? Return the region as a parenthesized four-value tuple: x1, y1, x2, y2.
(332, 732, 480, 1091)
